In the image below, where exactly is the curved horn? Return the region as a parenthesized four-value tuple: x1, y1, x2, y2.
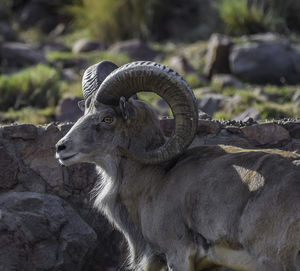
(82, 60, 118, 100)
(96, 61, 198, 164)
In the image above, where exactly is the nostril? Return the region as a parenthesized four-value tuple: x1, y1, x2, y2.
(57, 144, 66, 152)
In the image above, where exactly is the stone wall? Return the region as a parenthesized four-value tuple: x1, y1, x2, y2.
(0, 120, 299, 271)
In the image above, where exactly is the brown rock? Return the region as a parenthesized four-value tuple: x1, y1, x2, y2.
(197, 120, 222, 134)
(3, 124, 37, 140)
(204, 34, 233, 78)
(226, 126, 241, 134)
(241, 123, 290, 145)
(0, 145, 18, 189)
(168, 55, 195, 74)
(161, 119, 222, 136)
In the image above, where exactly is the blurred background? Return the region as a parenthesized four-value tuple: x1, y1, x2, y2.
(0, 0, 300, 124)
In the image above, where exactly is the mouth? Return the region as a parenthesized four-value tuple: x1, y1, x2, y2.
(56, 152, 79, 165)
(60, 153, 78, 161)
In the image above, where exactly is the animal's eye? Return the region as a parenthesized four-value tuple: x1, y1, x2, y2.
(102, 117, 114, 124)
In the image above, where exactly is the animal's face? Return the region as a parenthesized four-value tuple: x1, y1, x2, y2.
(55, 60, 198, 165)
(56, 97, 129, 166)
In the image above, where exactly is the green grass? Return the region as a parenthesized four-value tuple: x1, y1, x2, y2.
(0, 107, 56, 125)
(256, 103, 294, 120)
(264, 85, 297, 103)
(59, 81, 83, 99)
(212, 86, 299, 120)
(68, 0, 153, 42)
(217, 0, 273, 35)
(185, 73, 206, 89)
(0, 64, 60, 111)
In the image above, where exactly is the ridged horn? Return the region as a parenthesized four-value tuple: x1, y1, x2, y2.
(82, 60, 118, 100)
(96, 61, 198, 164)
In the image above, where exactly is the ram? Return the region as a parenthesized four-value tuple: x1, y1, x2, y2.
(56, 61, 300, 271)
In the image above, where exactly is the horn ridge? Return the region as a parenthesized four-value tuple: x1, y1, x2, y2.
(82, 60, 118, 100)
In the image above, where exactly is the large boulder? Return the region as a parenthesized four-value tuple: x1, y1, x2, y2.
(204, 33, 233, 78)
(0, 192, 97, 271)
(230, 41, 300, 84)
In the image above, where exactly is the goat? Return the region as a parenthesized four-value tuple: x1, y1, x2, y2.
(56, 61, 300, 271)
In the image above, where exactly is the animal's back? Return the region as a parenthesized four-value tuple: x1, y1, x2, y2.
(163, 145, 300, 270)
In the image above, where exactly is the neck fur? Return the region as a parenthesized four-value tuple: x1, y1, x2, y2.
(92, 155, 151, 270)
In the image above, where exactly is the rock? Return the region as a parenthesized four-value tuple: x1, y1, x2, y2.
(226, 126, 241, 134)
(204, 33, 233, 78)
(109, 39, 160, 60)
(72, 38, 105, 53)
(0, 145, 18, 189)
(230, 41, 300, 84)
(56, 97, 83, 123)
(168, 55, 195, 74)
(234, 108, 260, 122)
(0, 192, 97, 271)
(0, 42, 46, 67)
(197, 119, 222, 134)
(0, 22, 17, 41)
(211, 74, 244, 89)
(241, 123, 290, 145)
(292, 89, 300, 106)
(197, 94, 226, 116)
(16, 124, 64, 189)
(2, 124, 37, 140)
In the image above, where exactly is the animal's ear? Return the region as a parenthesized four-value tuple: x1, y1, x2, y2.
(119, 96, 136, 120)
(78, 100, 85, 112)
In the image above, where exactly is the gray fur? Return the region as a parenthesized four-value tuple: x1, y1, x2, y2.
(56, 97, 300, 271)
